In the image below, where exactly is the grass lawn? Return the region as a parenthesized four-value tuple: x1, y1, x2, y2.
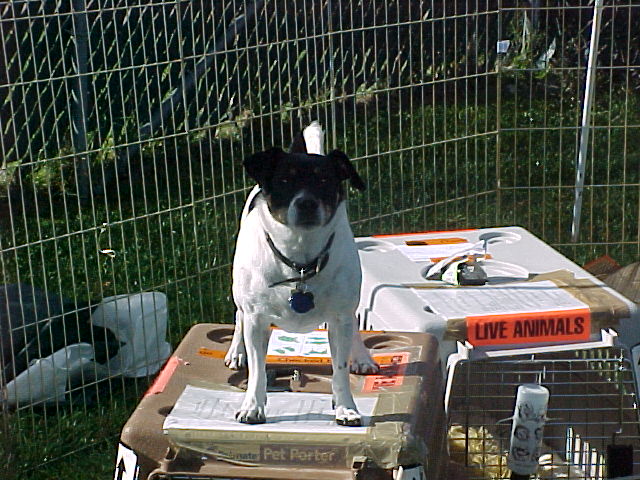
(1, 91, 639, 479)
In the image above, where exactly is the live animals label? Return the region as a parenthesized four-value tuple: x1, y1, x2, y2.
(467, 308, 591, 346)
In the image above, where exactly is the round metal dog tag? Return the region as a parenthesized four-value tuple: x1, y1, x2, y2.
(289, 290, 314, 313)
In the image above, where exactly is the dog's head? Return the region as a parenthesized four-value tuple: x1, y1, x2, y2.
(244, 147, 365, 229)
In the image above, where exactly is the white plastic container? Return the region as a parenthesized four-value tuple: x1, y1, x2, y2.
(507, 384, 550, 476)
(5, 343, 97, 405)
(4, 291, 171, 407)
(91, 292, 171, 378)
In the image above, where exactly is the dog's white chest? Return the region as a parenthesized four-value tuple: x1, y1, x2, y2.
(232, 199, 361, 332)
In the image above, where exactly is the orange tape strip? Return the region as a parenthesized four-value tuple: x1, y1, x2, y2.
(466, 308, 591, 346)
(266, 355, 332, 365)
(144, 355, 181, 397)
(405, 237, 468, 246)
(198, 347, 333, 364)
(198, 347, 226, 359)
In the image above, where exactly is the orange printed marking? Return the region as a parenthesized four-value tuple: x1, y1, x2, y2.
(198, 347, 332, 364)
(405, 237, 468, 246)
(266, 355, 332, 365)
(362, 352, 410, 392)
(373, 228, 477, 238)
(144, 355, 181, 397)
(198, 347, 226, 359)
(467, 308, 591, 346)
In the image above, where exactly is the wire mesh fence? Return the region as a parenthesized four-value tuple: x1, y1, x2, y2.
(0, 0, 638, 478)
(497, 2, 640, 263)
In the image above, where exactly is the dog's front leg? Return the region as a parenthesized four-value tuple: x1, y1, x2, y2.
(350, 318, 379, 374)
(235, 317, 269, 424)
(225, 310, 246, 370)
(328, 318, 361, 426)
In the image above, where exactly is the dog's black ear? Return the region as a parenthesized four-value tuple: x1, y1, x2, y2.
(328, 149, 366, 191)
(243, 147, 284, 186)
(289, 130, 307, 154)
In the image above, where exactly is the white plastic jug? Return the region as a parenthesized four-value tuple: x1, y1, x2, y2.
(5, 343, 96, 406)
(3, 291, 171, 408)
(91, 292, 171, 378)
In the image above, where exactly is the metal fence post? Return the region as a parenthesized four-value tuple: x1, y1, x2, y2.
(571, 0, 604, 242)
(495, 0, 504, 226)
(71, 0, 90, 203)
(327, 0, 337, 151)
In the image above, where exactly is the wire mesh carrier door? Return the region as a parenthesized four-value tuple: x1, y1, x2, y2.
(445, 343, 640, 480)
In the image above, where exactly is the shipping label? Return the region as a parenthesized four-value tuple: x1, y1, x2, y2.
(467, 308, 591, 346)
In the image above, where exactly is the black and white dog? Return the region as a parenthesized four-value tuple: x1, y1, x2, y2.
(225, 121, 378, 426)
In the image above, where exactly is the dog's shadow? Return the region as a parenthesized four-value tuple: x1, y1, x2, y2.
(368, 412, 412, 424)
(266, 412, 410, 426)
(266, 412, 339, 423)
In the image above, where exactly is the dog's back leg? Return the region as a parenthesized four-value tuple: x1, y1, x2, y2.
(350, 317, 379, 374)
(225, 310, 247, 370)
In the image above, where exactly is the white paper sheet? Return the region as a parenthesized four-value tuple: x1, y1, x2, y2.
(163, 385, 376, 435)
(396, 242, 484, 262)
(413, 280, 588, 318)
(267, 329, 331, 357)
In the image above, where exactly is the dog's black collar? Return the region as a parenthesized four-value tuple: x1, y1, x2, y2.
(247, 188, 262, 214)
(266, 232, 335, 288)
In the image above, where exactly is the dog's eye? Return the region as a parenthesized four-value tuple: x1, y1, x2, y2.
(278, 177, 290, 184)
(319, 177, 328, 184)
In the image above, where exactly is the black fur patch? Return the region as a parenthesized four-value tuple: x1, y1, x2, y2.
(243, 149, 365, 228)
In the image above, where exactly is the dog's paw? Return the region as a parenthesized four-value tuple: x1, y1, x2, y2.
(224, 346, 247, 370)
(235, 406, 266, 424)
(350, 351, 379, 375)
(335, 405, 362, 426)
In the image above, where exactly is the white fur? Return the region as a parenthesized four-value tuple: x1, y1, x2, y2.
(225, 123, 378, 426)
(303, 120, 325, 155)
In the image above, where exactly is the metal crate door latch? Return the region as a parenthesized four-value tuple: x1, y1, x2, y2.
(632, 344, 640, 406)
(393, 465, 426, 480)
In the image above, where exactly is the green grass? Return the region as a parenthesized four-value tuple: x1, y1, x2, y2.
(1, 89, 639, 479)
(1, 380, 146, 480)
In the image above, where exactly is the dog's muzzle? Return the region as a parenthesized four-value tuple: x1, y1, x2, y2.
(289, 194, 323, 228)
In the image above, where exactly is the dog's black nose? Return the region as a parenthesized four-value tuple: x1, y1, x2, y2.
(295, 197, 318, 212)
